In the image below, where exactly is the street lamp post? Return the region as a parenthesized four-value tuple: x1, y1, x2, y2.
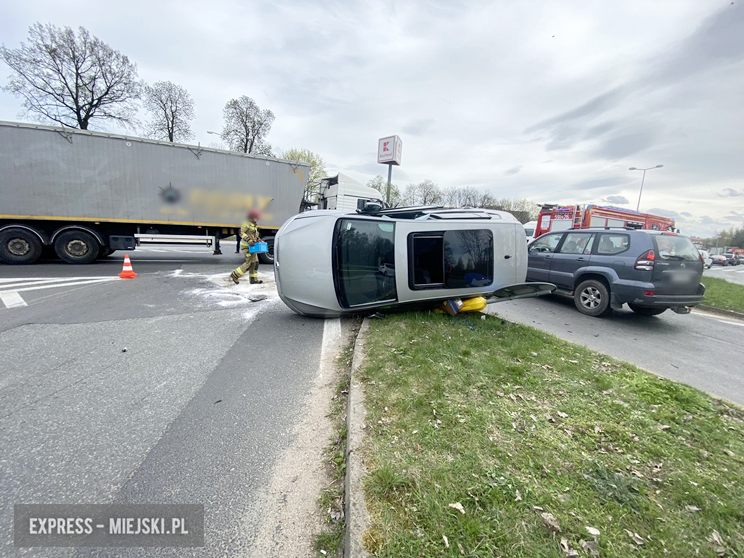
(629, 165, 663, 212)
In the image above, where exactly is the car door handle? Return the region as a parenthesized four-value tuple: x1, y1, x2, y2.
(504, 255, 511, 259)
(577, 257, 585, 261)
(544, 255, 552, 259)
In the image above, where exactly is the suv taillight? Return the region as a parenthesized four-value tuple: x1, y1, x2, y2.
(635, 249, 655, 271)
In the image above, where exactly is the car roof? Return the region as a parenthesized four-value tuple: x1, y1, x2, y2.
(544, 228, 688, 237)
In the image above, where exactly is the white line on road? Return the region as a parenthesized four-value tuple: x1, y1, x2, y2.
(0, 276, 115, 282)
(693, 312, 744, 327)
(0, 278, 119, 294)
(0, 291, 27, 308)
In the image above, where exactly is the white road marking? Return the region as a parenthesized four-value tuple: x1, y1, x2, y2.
(0, 291, 27, 308)
(0, 278, 119, 294)
(693, 312, 744, 327)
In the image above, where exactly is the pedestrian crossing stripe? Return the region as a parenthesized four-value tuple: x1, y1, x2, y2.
(0, 277, 119, 309)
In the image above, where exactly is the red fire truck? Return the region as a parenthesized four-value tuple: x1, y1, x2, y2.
(533, 205, 676, 238)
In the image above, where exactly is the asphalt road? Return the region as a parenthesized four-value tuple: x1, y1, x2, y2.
(488, 294, 744, 406)
(0, 245, 342, 557)
(705, 264, 744, 285)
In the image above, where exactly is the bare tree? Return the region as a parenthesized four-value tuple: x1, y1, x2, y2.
(404, 179, 442, 205)
(142, 81, 195, 142)
(278, 148, 326, 203)
(221, 96, 274, 155)
(0, 23, 141, 129)
(367, 175, 402, 207)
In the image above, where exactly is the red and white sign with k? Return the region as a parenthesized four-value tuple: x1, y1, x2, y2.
(377, 135, 402, 165)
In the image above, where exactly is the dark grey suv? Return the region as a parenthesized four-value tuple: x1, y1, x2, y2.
(526, 229, 705, 317)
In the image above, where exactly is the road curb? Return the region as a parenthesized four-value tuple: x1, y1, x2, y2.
(696, 304, 744, 321)
(344, 318, 371, 558)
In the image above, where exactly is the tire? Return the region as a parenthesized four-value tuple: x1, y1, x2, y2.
(54, 230, 100, 264)
(97, 248, 115, 259)
(628, 304, 667, 317)
(0, 228, 43, 265)
(258, 236, 274, 265)
(574, 279, 612, 317)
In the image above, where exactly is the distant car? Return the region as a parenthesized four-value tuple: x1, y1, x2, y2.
(522, 220, 538, 239)
(274, 206, 555, 317)
(698, 249, 713, 269)
(526, 228, 705, 317)
(723, 253, 740, 266)
(710, 254, 727, 266)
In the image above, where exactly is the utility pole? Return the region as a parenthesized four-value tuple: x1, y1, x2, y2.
(386, 163, 393, 205)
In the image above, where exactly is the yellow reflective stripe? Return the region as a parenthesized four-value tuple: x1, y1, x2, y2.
(234, 267, 246, 276)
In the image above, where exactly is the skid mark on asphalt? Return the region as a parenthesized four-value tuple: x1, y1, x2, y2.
(0, 277, 119, 309)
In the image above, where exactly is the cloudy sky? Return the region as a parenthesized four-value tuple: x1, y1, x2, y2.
(1, 0, 743, 236)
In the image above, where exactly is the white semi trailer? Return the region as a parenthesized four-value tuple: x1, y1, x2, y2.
(0, 121, 380, 265)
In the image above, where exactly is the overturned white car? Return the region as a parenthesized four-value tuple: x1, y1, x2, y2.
(274, 206, 555, 318)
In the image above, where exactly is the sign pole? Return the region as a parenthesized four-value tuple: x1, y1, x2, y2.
(386, 163, 393, 205)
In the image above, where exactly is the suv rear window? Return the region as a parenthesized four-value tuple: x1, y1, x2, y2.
(653, 235, 700, 261)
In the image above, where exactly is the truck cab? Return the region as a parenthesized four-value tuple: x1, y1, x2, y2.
(316, 173, 384, 211)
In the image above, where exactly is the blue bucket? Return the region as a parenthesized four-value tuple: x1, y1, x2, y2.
(249, 241, 268, 254)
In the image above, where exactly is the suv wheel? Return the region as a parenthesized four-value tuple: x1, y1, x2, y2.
(574, 279, 611, 317)
(628, 304, 667, 317)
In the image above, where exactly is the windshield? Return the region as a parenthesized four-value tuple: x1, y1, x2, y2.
(335, 219, 397, 307)
(653, 235, 700, 261)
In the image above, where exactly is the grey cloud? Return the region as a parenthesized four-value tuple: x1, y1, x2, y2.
(570, 176, 632, 191)
(603, 195, 629, 204)
(648, 208, 682, 219)
(592, 129, 657, 160)
(719, 188, 743, 197)
(700, 216, 716, 225)
(681, 212, 692, 217)
(401, 118, 434, 136)
(504, 165, 522, 175)
(525, 88, 628, 133)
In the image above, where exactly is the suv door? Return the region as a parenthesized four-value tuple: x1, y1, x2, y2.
(527, 233, 564, 282)
(548, 232, 595, 290)
(651, 234, 704, 294)
(589, 232, 632, 281)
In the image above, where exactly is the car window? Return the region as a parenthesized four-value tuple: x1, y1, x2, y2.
(335, 219, 397, 307)
(530, 233, 563, 253)
(443, 230, 494, 288)
(654, 235, 702, 261)
(558, 232, 593, 255)
(596, 234, 629, 255)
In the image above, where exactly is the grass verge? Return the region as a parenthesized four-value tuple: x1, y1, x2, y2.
(703, 276, 744, 314)
(359, 312, 744, 557)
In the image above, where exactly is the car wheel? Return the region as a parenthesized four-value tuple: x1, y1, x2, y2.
(628, 304, 667, 317)
(574, 279, 611, 317)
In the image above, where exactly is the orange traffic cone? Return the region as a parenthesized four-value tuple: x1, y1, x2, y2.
(119, 254, 137, 279)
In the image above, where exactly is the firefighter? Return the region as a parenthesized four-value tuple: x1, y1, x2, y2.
(230, 209, 263, 285)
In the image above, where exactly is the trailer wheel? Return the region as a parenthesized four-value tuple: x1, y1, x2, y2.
(54, 230, 100, 264)
(259, 237, 275, 265)
(0, 228, 43, 265)
(97, 248, 116, 259)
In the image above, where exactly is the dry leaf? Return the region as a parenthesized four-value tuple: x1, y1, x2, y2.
(496, 391, 504, 397)
(708, 530, 725, 556)
(594, 426, 603, 433)
(457, 542, 465, 555)
(560, 537, 570, 552)
(531, 352, 538, 356)
(625, 529, 645, 545)
(686, 505, 702, 512)
(541, 512, 561, 532)
(659, 425, 671, 430)
(585, 526, 601, 537)
(723, 449, 735, 457)
(509, 393, 517, 402)
(546, 414, 555, 423)
(515, 490, 522, 501)
(569, 359, 579, 364)
(448, 502, 466, 515)
(580, 539, 600, 557)
(443, 534, 449, 548)
(557, 411, 568, 419)
(533, 505, 544, 512)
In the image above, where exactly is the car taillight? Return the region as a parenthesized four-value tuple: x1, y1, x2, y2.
(635, 249, 655, 271)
